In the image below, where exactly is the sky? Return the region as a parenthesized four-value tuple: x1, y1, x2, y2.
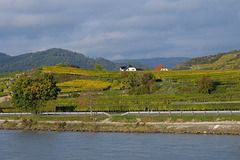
(0, 0, 240, 60)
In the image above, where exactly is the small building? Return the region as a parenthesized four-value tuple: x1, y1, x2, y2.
(120, 65, 143, 71)
(154, 65, 168, 71)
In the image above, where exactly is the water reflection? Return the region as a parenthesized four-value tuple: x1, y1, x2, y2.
(0, 130, 239, 160)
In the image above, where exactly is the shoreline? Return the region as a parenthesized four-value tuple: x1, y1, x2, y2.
(1, 119, 240, 135)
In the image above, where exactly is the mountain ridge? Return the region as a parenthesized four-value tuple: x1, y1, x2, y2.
(113, 57, 190, 69)
(0, 52, 10, 58)
(0, 48, 115, 73)
(0, 48, 153, 74)
(0, 48, 194, 74)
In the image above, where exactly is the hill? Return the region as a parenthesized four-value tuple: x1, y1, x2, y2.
(113, 57, 190, 69)
(171, 50, 240, 70)
(0, 52, 10, 58)
(0, 48, 154, 74)
(0, 48, 117, 73)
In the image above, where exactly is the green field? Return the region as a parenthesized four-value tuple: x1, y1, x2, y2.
(1, 65, 240, 112)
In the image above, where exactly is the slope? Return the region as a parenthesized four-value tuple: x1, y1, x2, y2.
(171, 50, 240, 70)
(0, 48, 116, 74)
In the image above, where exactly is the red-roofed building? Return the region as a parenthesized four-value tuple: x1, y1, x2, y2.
(154, 65, 168, 71)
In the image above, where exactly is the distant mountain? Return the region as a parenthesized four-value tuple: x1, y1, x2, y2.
(0, 48, 153, 74)
(113, 57, 190, 69)
(0, 52, 10, 58)
(0, 52, 11, 69)
(0, 48, 118, 74)
(171, 50, 240, 70)
(115, 62, 154, 71)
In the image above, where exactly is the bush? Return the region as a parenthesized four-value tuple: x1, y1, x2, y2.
(142, 73, 155, 85)
(198, 75, 214, 94)
(21, 118, 38, 129)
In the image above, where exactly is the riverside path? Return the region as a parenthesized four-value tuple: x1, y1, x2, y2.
(0, 110, 240, 116)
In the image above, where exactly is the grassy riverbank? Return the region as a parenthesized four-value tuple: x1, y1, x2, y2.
(0, 115, 240, 135)
(1, 115, 240, 122)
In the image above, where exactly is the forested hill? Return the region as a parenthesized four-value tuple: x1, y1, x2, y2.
(171, 50, 240, 70)
(0, 52, 10, 58)
(0, 48, 117, 74)
(0, 48, 152, 74)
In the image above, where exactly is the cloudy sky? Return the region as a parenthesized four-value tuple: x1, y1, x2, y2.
(0, 0, 240, 60)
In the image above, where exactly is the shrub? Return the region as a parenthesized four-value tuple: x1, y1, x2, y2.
(197, 75, 214, 94)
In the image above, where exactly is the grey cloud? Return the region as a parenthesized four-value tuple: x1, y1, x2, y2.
(0, 0, 240, 61)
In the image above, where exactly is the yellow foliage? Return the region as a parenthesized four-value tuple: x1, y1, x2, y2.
(192, 54, 236, 69)
(42, 66, 120, 78)
(57, 79, 111, 92)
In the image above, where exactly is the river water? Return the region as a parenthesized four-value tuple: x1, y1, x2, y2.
(0, 130, 239, 160)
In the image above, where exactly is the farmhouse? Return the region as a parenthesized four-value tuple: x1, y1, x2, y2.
(120, 65, 143, 71)
(154, 65, 168, 71)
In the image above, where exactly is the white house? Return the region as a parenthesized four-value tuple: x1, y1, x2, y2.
(120, 65, 137, 71)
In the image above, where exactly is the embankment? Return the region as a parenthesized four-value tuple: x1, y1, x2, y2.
(0, 115, 240, 135)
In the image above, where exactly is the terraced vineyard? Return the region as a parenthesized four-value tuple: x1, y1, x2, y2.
(57, 79, 112, 92)
(42, 66, 120, 78)
(1, 65, 240, 112)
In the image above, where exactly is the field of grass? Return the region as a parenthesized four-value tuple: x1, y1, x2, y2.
(152, 69, 240, 84)
(0, 92, 9, 98)
(57, 79, 112, 93)
(42, 66, 120, 78)
(0, 71, 23, 79)
(2, 65, 240, 112)
(11, 115, 107, 122)
(1, 115, 239, 123)
(110, 115, 240, 123)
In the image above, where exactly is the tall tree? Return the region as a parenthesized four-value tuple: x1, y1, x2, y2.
(11, 74, 61, 114)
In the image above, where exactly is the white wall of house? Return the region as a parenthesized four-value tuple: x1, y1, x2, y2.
(126, 67, 136, 71)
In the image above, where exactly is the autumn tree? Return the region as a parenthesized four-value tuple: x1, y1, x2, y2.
(129, 72, 158, 95)
(142, 73, 155, 85)
(198, 75, 214, 94)
(11, 74, 61, 114)
(94, 64, 103, 71)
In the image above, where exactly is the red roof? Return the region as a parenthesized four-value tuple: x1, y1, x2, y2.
(154, 65, 167, 71)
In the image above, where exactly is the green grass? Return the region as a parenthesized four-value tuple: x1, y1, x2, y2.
(0, 92, 9, 97)
(43, 94, 240, 112)
(0, 71, 23, 78)
(4, 67, 240, 113)
(13, 115, 108, 122)
(0, 116, 21, 120)
(100, 89, 123, 96)
(2, 115, 239, 123)
(111, 115, 240, 123)
(52, 73, 120, 83)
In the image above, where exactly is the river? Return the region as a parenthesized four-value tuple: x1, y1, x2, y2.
(0, 130, 239, 160)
